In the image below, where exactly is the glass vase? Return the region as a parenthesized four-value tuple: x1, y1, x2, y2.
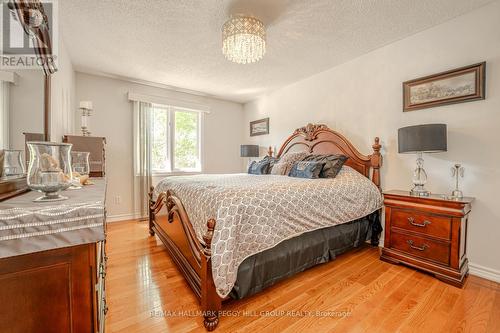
(27, 142, 73, 202)
(70, 151, 90, 187)
(1, 149, 25, 177)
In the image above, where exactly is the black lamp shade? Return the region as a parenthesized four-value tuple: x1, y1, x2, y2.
(240, 145, 259, 157)
(398, 124, 447, 153)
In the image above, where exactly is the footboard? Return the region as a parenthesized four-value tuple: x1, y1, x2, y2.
(148, 187, 222, 331)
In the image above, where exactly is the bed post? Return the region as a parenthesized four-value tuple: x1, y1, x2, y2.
(148, 186, 155, 236)
(267, 146, 273, 157)
(370, 137, 382, 190)
(201, 219, 221, 331)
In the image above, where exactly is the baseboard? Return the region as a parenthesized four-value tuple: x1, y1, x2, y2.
(469, 263, 500, 283)
(106, 212, 145, 223)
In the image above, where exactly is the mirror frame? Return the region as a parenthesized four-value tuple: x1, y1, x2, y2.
(0, 0, 57, 201)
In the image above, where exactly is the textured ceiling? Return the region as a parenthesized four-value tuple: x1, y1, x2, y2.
(60, 0, 492, 103)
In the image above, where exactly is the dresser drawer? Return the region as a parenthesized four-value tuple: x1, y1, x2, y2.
(390, 208, 451, 240)
(390, 231, 450, 265)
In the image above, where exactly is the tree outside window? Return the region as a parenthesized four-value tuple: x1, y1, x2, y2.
(151, 105, 202, 173)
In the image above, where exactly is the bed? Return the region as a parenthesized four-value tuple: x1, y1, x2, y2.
(148, 123, 383, 331)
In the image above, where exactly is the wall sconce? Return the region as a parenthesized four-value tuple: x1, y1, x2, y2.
(79, 101, 93, 136)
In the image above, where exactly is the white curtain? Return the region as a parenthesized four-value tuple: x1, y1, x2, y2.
(133, 101, 153, 220)
(0, 81, 9, 149)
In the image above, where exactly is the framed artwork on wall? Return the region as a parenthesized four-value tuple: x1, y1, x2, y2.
(250, 118, 269, 136)
(403, 62, 485, 112)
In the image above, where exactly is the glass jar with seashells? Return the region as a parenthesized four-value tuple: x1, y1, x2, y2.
(27, 142, 73, 202)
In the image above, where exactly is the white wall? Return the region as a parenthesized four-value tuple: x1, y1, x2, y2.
(243, 1, 500, 277)
(75, 73, 244, 219)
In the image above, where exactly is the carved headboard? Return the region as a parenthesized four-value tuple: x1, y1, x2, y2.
(275, 124, 382, 189)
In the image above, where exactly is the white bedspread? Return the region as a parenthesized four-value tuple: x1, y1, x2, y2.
(154, 166, 382, 297)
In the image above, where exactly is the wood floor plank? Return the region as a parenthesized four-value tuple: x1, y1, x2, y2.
(444, 284, 497, 333)
(400, 284, 460, 333)
(105, 220, 500, 333)
(377, 273, 437, 333)
(278, 267, 400, 332)
(325, 268, 408, 332)
(220, 248, 378, 332)
(441, 278, 483, 332)
(486, 292, 500, 333)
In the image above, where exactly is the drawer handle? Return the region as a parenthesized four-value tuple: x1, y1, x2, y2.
(408, 217, 431, 228)
(407, 240, 429, 251)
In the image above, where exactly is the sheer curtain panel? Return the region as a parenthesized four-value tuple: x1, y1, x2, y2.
(133, 101, 153, 219)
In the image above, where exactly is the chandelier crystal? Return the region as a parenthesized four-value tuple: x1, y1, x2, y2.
(222, 15, 266, 64)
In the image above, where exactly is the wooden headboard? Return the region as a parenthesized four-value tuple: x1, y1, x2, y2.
(274, 124, 382, 189)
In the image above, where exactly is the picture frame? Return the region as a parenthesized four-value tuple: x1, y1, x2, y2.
(250, 118, 269, 136)
(403, 62, 485, 112)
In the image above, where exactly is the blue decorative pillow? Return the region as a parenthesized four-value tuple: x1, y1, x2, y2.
(288, 161, 325, 179)
(248, 159, 271, 175)
(263, 155, 279, 169)
(302, 154, 348, 178)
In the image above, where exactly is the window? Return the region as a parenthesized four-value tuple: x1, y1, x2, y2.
(151, 104, 202, 174)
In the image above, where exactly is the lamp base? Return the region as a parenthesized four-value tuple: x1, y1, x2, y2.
(450, 189, 463, 199)
(81, 127, 91, 137)
(410, 185, 430, 197)
(410, 153, 430, 197)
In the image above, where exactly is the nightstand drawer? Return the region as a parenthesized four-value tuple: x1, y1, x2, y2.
(391, 208, 451, 240)
(390, 231, 450, 265)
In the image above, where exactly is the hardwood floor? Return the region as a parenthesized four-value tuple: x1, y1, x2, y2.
(106, 220, 500, 333)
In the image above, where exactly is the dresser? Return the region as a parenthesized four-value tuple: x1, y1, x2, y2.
(0, 180, 108, 333)
(380, 190, 474, 287)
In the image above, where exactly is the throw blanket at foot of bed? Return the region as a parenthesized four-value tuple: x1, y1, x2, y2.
(154, 166, 382, 297)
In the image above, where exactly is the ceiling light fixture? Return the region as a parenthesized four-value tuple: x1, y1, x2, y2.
(222, 15, 266, 64)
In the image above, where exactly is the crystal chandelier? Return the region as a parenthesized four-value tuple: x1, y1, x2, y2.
(222, 15, 266, 64)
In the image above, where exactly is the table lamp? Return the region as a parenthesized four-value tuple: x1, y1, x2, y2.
(398, 124, 447, 196)
(240, 145, 259, 168)
(79, 101, 93, 136)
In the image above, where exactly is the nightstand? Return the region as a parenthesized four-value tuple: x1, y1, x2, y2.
(380, 190, 474, 287)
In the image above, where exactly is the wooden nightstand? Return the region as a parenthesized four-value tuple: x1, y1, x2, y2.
(380, 190, 474, 287)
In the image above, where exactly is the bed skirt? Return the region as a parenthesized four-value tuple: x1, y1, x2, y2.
(230, 211, 381, 299)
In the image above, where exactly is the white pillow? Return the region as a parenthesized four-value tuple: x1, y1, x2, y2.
(270, 151, 308, 175)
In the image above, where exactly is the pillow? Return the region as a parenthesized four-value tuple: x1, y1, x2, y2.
(289, 161, 325, 179)
(302, 154, 348, 178)
(270, 162, 288, 175)
(270, 151, 308, 175)
(263, 155, 279, 170)
(248, 159, 271, 175)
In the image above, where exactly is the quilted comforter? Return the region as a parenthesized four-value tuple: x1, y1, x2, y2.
(154, 166, 382, 297)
